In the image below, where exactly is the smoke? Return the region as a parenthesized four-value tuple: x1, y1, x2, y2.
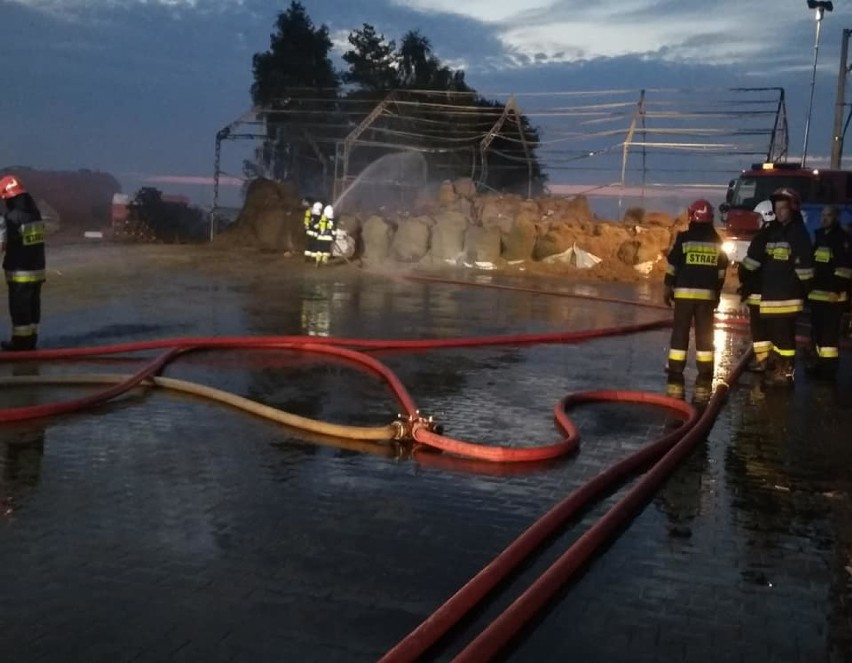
(334, 152, 429, 217)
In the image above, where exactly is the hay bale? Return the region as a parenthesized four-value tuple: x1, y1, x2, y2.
(438, 180, 456, 206)
(338, 214, 361, 234)
(219, 178, 306, 252)
(430, 210, 468, 261)
(453, 177, 477, 199)
(623, 207, 644, 225)
(642, 211, 676, 228)
(391, 218, 431, 262)
(465, 226, 501, 264)
(617, 240, 641, 265)
(362, 215, 394, 263)
(534, 225, 583, 260)
(502, 217, 537, 261)
(636, 225, 673, 257)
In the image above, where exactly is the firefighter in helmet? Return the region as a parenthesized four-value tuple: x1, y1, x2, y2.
(315, 204, 335, 264)
(664, 199, 728, 378)
(304, 201, 323, 262)
(0, 176, 46, 351)
(738, 200, 776, 372)
(806, 204, 852, 378)
(740, 187, 813, 387)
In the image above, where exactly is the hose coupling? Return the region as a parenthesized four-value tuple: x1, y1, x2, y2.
(390, 419, 407, 440)
(396, 410, 441, 440)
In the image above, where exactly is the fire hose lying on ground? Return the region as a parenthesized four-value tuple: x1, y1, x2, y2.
(0, 279, 759, 660)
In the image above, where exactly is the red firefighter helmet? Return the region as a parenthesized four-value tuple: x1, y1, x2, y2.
(0, 175, 26, 200)
(769, 187, 801, 212)
(687, 199, 714, 223)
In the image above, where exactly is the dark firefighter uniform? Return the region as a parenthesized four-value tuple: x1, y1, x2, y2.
(738, 200, 775, 372)
(304, 201, 323, 261)
(0, 177, 46, 351)
(303, 207, 314, 260)
(741, 287, 772, 370)
(740, 189, 813, 385)
(664, 200, 727, 376)
(315, 204, 335, 264)
(807, 217, 852, 375)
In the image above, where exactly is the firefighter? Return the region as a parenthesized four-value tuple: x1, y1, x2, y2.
(664, 199, 728, 377)
(302, 198, 313, 261)
(737, 200, 775, 372)
(806, 204, 852, 378)
(0, 176, 46, 351)
(740, 188, 813, 387)
(304, 201, 323, 262)
(315, 204, 335, 264)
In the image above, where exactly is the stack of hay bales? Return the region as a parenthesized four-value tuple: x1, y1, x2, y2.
(224, 175, 693, 282)
(216, 179, 305, 253)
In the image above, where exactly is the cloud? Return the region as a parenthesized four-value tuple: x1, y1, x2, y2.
(394, 0, 852, 69)
(390, 0, 555, 23)
(8, 0, 228, 11)
(329, 28, 352, 56)
(3, 0, 849, 208)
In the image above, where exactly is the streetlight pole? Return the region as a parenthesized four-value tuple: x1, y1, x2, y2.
(830, 29, 851, 169)
(802, 0, 833, 167)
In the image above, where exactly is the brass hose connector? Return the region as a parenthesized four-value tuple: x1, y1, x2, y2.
(396, 410, 441, 440)
(390, 418, 407, 440)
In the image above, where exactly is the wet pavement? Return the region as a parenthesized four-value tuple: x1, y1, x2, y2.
(1, 243, 851, 662)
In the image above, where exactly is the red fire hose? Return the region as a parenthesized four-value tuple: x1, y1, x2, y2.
(0, 321, 675, 468)
(0, 278, 753, 661)
(380, 355, 747, 662)
(0, 318, 671, 362)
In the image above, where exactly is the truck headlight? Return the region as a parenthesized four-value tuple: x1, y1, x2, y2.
(721, 240, 736, 257)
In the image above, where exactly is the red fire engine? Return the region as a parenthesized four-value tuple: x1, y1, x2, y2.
(720, 161, 852, 262)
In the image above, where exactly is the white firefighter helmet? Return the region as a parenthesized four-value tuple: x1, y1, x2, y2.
(311, 201, 323, 216)
(323, 204, 334, 220)
(753, 199, 775, 224)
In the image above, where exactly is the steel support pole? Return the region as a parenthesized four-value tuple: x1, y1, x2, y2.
(831, 28, 851, 168)
(211, 133, 223, 243)
(802, 8, 826, 167)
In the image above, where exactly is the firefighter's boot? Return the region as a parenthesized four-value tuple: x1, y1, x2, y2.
(764, 356, 794, 388)
(666, 373, 685, 400)
(665, 355, 685, 377)
(802, 345, 819, 375)
(747, 357, 767, 373)
(1, 335, 35, 352)
(747, 354, 768, 373)
(816, 358, 839, 381)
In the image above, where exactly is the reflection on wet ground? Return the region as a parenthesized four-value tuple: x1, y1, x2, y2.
(0, 244, 850, 662)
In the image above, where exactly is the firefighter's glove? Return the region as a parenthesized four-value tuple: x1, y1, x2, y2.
(663, 285, 674, 308)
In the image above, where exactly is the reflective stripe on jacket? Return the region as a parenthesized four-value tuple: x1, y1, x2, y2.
(2, 206, 46, 273)
(741, 218, 813, 315)
(665, 223, 727, 301)
(808, 223, 852, 302)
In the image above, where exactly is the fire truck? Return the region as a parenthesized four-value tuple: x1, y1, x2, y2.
(719, 161, 852, 263)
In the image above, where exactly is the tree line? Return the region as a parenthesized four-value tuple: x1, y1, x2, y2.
(249, 2, 545, 199)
